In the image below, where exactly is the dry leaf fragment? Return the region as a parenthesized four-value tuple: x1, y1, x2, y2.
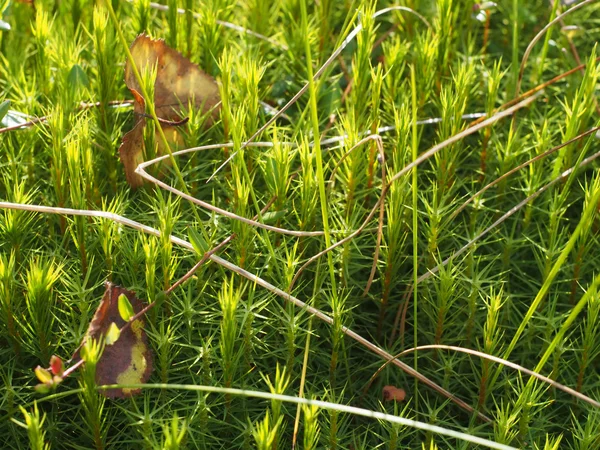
(82, 282, 153, 398)
(118, 34, 221, 188)
(124, 34, 220, 122)
(382, 385, 406, 402)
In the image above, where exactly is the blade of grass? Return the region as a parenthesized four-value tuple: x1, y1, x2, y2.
(410, 63, 419, 406)
(516, 0, 596, 96)
(99, 383, 512, 449)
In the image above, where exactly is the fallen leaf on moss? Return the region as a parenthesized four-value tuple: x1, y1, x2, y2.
(118, 34, 221, 188)
(124, 34, 220, 122)
(82, 282, 153, 398)
(382, 385, 406, 402)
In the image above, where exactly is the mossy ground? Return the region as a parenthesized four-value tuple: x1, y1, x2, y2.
(1, 0, 600, 449)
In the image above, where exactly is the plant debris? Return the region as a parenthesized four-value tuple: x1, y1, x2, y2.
(382, 385, 406, 402)
(82, 282, 153, 398)
(118, 33, 221, 188)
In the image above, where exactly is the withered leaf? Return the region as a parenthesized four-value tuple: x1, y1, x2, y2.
(118, 34, 221, 188)
(382, 385, 406, 402)
(83, 282, 153, 398)
(125, 34, 220, 122)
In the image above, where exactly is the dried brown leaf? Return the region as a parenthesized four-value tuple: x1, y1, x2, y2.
(124, 34, 220, 121)
(118, 34, 220, 188)
(83, 282, 153, 398)
(382, 385, 406, 402)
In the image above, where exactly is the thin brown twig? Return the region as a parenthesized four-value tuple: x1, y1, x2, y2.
(417, 147, 600, 285)
(361, 345, 600, 409)
(0, 100, 134, 134)
(288, 135, 386, 293)
(390, 280, 414, 345)
(167, 239, 231, 295)
(468, 56, 600, 131)
(372, 23, 399, 50)
(449, 125, 600, 221)
(136, 156, 323, 237)
(61, 358, 84, 378)
(0, 115, 48, 134)
(288, 94, 540, 293)
(323, 135, 387, 296)
(516, 0, 596, 97)
(363, 150, 386, 297)
(207, 5, 434, 182)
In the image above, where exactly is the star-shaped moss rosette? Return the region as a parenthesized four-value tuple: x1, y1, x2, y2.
(119, 34, 221, 188)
